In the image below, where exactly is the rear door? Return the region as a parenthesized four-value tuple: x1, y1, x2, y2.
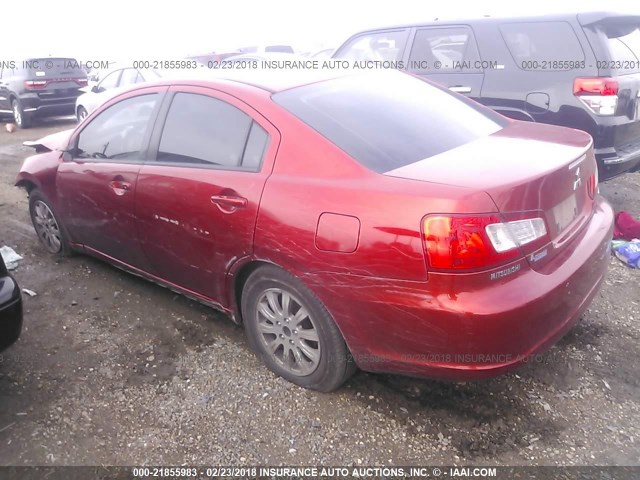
(406, 26, 484, 98)
(57, 87, 165, 269)
(135, 87, 279, 305)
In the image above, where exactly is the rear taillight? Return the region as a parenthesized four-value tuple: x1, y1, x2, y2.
(24, 80, 47, 89)
(573, 77, 619, 115)
(423, 214, 548, 271)
(588, 169, 598, 199)
(75, 78, 88, 86)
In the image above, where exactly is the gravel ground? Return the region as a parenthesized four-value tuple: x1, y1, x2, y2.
(0, 118, 639, 467)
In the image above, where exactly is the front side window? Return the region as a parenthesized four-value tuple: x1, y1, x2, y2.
(98, 70, 121, 91)
(335, 30, 409, 62)
(75, 94, 157, 160)
(157, 93, 261, 169)
(119, 68, 142, 86)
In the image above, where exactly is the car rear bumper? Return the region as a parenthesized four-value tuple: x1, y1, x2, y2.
(0, 275, 23, 352)
(595, 145, 640, 179)
(303, 196, 614, 380)
(20, 94, 79, 117)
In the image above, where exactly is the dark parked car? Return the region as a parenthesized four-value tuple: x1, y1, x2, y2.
(0, 57, 88, 128)
(16, 70, 613, 391)
(0, 255, 22, 353)
(333, 11, 640, 180)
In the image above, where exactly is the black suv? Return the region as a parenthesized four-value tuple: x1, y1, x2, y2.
(0, 57, 88, 128)
(333, 11, 640, 180)
(0, 255, 22, 353)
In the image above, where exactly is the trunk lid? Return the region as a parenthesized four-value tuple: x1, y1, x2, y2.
(23, 129, 74, 153)
(385, 121, 597, 270)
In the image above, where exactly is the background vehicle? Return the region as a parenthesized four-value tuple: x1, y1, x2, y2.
(220, 52, 310, 66)
(0, 255, 22, 352)
(186, 51, 242, 66)
(16, 70, 613, 392)
(0, 57, 88, 128)
(75, 67, 162, 121)
(309, 48, 335, 59)
(333, 11, 640, 180)
(238, 45, 296, 54)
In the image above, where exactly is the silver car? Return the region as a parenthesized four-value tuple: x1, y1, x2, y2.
(75, 67, 161, 122)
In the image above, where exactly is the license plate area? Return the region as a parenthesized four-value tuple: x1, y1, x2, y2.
(552, 193, 579, 236)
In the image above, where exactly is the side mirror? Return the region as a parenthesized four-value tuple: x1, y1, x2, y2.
(91, 85, 100, 93)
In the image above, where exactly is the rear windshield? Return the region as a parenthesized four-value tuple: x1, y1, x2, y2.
(24, 57, 85, 77)
(272, 71, 508, 173)
(603, 24, 640, 72)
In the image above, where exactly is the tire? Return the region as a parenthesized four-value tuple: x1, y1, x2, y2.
(12, 99, 31, 128)
(242, 265, 356, 392)
(77, 106, 88, 123)
(28, 189, 72, 256)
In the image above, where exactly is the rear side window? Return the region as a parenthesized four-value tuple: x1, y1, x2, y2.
(500, 22, 585, 70)
(273, 71, 507, 173)
(157, 93, 262, 169)
(242, 122, 270, 170)
(335, 30, 409, 62)
(409, 27, 481, 73)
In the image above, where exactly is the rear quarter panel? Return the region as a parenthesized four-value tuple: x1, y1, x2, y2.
(253, 119, 497, 282)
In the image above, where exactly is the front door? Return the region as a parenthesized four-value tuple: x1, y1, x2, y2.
(57, 87, 164, 269)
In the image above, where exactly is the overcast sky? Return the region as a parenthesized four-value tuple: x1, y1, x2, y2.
(3, 0, 640, 59)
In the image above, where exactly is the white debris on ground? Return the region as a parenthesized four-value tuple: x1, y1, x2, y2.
(0, 245, 23, 270)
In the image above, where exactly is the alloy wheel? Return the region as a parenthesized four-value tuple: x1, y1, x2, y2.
(255, 288, 321, 376)
(32, 200, 62, 253)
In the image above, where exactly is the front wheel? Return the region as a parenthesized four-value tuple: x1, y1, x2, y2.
(28, 189, 72, 256)
(242, 265, 356, 392)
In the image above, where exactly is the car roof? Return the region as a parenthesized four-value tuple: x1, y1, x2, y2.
(353, 9, 640, 33)
(159, 68, 352, 93)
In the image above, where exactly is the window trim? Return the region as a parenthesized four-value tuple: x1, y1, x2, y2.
(147, 90, 272, 173)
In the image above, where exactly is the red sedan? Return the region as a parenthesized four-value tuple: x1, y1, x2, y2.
(16, 70, 613, 391)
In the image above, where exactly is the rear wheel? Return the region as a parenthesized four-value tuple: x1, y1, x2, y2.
(242, 265, 356, 392)
(28, 189, 71, 256)
(12, 99, 31, 129)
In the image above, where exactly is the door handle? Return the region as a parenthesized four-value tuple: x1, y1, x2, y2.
(108, 180, 132, 196)
(449, 86, 472, 94)
(210, 194, 247, 211)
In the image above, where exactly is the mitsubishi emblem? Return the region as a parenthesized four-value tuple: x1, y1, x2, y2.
(573, 167, 582, 191)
